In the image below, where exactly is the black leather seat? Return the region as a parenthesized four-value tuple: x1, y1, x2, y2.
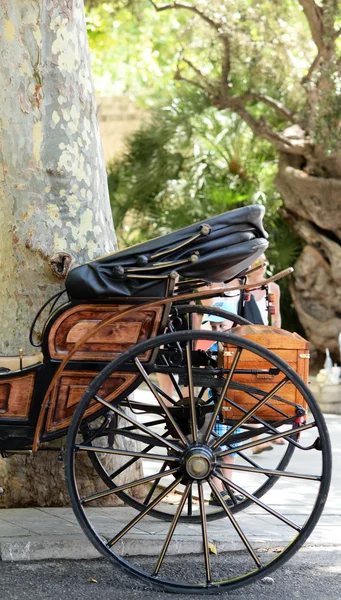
(66, 204, 268, 299)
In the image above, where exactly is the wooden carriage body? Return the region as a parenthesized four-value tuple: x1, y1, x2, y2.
(0, 298, 169, 450)
(0, 204, 269, 451)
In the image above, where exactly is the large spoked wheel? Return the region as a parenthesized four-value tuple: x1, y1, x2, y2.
(82, 305, 295, 522)
(65, 330, 331, 594)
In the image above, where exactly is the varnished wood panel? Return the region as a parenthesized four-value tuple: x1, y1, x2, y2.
(222, 325, 309, 421)
(44, 371, 138, 434)
(0, 373, 36, 418)
(48, 304, 164, 361)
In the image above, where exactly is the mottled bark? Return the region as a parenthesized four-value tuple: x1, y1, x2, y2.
(0, 0, 116, 355)
(0, 0, 143, 507)
(1, 413, 145, 508)
(275, 152, 341, 355)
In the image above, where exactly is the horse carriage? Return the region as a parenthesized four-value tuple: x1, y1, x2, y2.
(0, 205, 331, 593)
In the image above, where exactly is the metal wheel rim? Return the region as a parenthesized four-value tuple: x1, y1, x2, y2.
(65, 330, 332, 593)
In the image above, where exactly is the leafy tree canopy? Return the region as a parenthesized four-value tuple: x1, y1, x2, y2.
(85, 0, 314, 104)
(85, 0, 187, 101)
(108, 92, 301, 262)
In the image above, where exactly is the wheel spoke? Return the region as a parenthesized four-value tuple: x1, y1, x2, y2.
(217, 421, 316, 458)
(77, 444, 179, 462)
(107, 476, 183, 547)
(153, 483, 191, 576)
(209, 480, 261, 568)
(197, 480, 212, 585)
(134, 357, 189, 446)
(94, 394, 183, 453)
(109, 452, 146, 480)
(216, 462, 321, 481)
(214, 470, 301, 531)
(186, 342, 198, 442)
(153, 383, 177, 405)
(159, 353, 184, 400)
(211, 376, 289, 449)
(81, 467, 180, 505)
(187, 486, 193, 516)
(230, 449, 272, 479)
(108, 433, 171, 479)
(204, 348, 242, 442)
(143, 462, 168, 505)
(121, 418, 167, 429)
(220, 390, 295, 434)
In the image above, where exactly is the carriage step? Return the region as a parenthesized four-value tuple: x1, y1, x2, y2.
(1, 450, 33, 457)
(0, 352, 43, 372)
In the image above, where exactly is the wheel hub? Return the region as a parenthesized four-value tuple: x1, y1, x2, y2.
(183, 445, 214, 480)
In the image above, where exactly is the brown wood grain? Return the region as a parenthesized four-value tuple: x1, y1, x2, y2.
(44, 371, 138, 434)
(223, 325, 309, 421)
(48, 304, 164, 360)
(0, 373, 36, 418)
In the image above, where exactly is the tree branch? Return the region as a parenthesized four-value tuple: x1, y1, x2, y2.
(182, 58, 215, 89)
(217, 97, 309, 156)
(239, 92, 296, 123)
(301, 51, 323, 85)
(220, 34, 231, 90)
(332, 28, 341, 42)
(298, 0, 326, 53)
(149, 1, 223, 32)
(151, 0, 309, 157)
(151, 2, 233, 100)
(174, 70, 212, 94)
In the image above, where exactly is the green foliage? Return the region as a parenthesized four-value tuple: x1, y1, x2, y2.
(108, 94, 278, 244)
(86, 0, 341, 155)
(108, 96, 301, 329)
(85, 1, 313, 112)
(85, 0, 188, 100)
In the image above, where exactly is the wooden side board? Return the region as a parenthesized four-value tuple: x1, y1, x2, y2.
(0, 372, 36, 419)
(47, 304, 165, 361)
(43, 371, 138, 435)
(222, 325, 309, 421)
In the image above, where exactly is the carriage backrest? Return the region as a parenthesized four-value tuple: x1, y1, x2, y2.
(65, 205, 268, 300)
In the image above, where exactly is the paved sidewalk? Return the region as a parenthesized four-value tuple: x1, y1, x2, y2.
(0, 415, 340, 562)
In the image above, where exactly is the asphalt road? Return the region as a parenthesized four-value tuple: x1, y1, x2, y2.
(1, 546, 341, 600)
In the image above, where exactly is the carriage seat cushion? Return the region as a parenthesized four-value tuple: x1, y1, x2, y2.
(0, 353, 44, 372)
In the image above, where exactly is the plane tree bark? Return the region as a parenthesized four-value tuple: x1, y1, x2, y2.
(0, 0, 142, 507)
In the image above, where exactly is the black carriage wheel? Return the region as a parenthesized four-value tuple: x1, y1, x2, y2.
(65, 330, 331, 594)
(82, 304, 295, 523)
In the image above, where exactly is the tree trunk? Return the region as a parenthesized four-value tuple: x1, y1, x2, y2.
(275, 152, 341, 358)
(0, 0, 116, 354)
(0, 0, 142, 507)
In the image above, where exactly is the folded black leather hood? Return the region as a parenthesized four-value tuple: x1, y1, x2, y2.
(65, 204, 269, 299)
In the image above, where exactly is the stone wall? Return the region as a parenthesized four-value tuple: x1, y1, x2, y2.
(309, 376, 341, 414)
(97, 96, 146, 164)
